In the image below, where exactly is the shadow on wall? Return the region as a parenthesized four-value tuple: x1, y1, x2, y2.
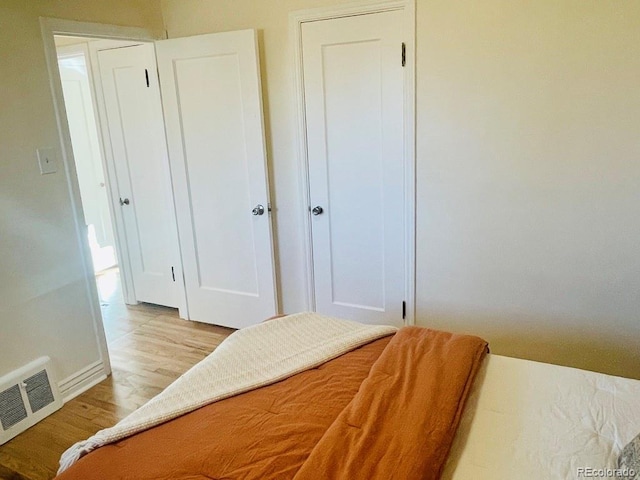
(417, 308, 640, 380)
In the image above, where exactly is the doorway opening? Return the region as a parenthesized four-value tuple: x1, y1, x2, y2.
(44, 18, 278, 354)
(53, 34, 179, 344)
(56, 36, 117, 274)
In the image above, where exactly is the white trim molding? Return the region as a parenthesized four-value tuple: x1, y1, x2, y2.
(289, 0, 416, 325)
(40, 18, 154, 43)
(59, 361, 108, 403)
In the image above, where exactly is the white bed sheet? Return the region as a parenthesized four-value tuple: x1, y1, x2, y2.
(442, 354, 640, 479)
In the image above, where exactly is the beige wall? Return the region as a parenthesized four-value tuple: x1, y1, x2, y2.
(2, 0, 637, 385)
(0, 1, 164, 385)
(162, 0, 640, 379)
(416, 0, 640, 378)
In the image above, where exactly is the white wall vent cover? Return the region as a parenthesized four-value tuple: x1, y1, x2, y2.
(0, 356, 63, 445)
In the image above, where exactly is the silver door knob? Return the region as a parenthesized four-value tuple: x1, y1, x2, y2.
(120, 198, 130, 206)
(312, 206, 324, 216)
(252, 204, 265, 216)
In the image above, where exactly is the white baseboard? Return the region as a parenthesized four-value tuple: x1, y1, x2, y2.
(59, 360, 108, 403)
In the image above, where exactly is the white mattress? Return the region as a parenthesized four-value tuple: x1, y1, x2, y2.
(442, 354, 640, 479)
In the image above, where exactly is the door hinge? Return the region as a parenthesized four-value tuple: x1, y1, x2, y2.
(171, 266, 176, 282)
(402, 300, 406, 320)
(145, 68, 150, 88)
(401, 42, 406, 67)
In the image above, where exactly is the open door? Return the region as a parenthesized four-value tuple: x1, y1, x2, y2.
(98, 43, 181, 308)
(156, 30, 277, 329)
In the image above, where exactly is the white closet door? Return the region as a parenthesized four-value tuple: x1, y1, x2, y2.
(302, 11, 406, 327)
(98, 44, 180, 308)
(156, 30, 277, 329)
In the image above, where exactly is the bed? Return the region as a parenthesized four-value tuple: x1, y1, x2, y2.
(55, 313, 640, 479)
(443, 354, 640, 479)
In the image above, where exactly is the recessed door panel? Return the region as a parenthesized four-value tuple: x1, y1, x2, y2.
(173, 54, 258, 295)
(323, 40, 385, 309)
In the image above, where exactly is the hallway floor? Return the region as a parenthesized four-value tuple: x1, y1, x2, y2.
(95, 267, 178, 344)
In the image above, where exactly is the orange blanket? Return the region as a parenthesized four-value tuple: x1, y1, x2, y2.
(295, 327, 488, 480)
(56, 327, 486, 480)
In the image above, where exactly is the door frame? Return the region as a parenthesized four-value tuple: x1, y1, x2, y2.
(39, 18, 165, 393)
(289, 0, 416, 325)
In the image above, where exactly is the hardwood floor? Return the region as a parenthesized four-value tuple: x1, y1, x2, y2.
(0, 269, 234, 480)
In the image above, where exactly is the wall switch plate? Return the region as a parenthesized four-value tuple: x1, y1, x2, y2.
(37, 147, 58, 175)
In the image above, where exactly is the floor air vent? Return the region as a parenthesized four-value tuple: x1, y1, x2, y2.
(0, 357, 62, 445)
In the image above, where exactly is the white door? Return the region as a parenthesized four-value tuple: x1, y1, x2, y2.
(98, 44, 180, 308)
(58, 48, 115, 262)
(302, 11, 406, 327)
(156, 30, 277, 329)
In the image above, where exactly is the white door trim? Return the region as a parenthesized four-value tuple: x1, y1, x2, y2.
(289, 0, 416, 325)
(39, 18, 161, 383)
